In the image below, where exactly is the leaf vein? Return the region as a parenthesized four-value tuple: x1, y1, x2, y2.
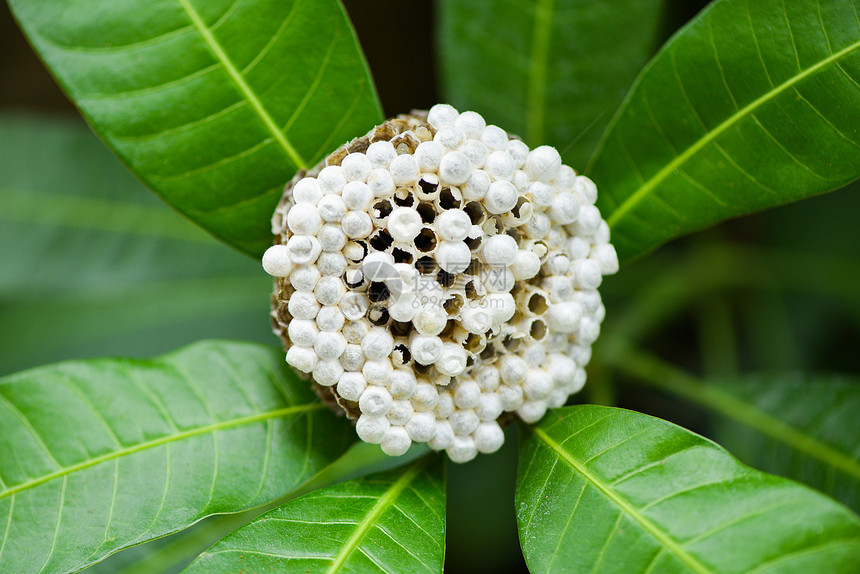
(0, 404, 325, 500)
(324, 458, 430, 574)
(36, 475, 67, 574)
(607, 36, 860, 229)
(243, 0, 303, 75)
(176, 0, 307, 169)
(533, 426, 712, 574)
(0, 392, 61, 469)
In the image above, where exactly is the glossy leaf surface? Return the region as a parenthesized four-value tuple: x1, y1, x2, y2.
(517, 405, 860, 573)
(711, 372, 860, 512)
(183, 456, 446, 574)
(8, 0, 383, 256)
(437, 0, 666, 167)
(0, 341, 354, 573)
(590, 0, 860, 261)
(0, 114, 273, 374)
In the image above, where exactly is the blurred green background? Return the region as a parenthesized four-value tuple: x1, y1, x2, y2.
(2, 1, 858, 573)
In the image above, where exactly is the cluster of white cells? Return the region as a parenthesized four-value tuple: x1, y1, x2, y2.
(264, 105, 618, 463)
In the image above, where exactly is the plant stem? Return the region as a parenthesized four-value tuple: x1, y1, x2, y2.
(604, 341, 860, 481)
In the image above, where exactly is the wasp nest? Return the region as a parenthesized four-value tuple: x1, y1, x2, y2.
(263, 104, 618, 463)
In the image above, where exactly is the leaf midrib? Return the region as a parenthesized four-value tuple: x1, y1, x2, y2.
(176, 0, 308, 171)
(527, 0, 555, 145)
(606, 37, 860, 229)
(0, 403, 325, 500)
(532, 426, 713, 574)
(325, 458, 429, 574)
(613, 346, 860, 482)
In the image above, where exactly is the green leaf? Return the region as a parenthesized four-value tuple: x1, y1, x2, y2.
(710, 373, 860, 512)
(590, 0, 860, 261)
(82, 443, 430, 574)
(8, 0, 383, 256)
(0, 114, 273, 374)
(517, 405, 860, 574)
(0, 340, 354, 574)
(603, 343, 860, 514)
(436, 0, 667, 167)
(182, 456, 446, 574)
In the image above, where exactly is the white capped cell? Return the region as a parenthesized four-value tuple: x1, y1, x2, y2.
(367, 168, 395, 197)
(453, 379, 481, 409)
(356, 414, 390, 443)
(482, 233, 518, 265)
(341, 153, 372, 182)
(411, 382, 439, 411)
(447, 435, 477, 463)
(406, 411, 437, 442)
(381, 426, 412, 456)
(484, 181, 518, 214)
(337, 371, 367, 401)
(390, 153, 420, 184)
(388, 207, 423, 242)
(286, 346, 317, 373)
(415, 140, 445, 171)
(435, 209, 472, 242)
(474, 421, 505, 454)
(455, 111, 487, 138)
(435, 126, 465, 150)
(428, 420, 454, 450)
(318, 165, 346, 194)
(342, 181, 373, 211)
(526, 146, 561, 181)
(286, 235, 321, 265)
(427, 103, 459, 129)
(436, 241, 471, 274)
(439, 151, 472, 185)
(359, 385, 394, 416)
(262, 244, 293, 277)
(436, 343, 468, 377)
(293, 178, 323, 205)
(412, 303, 448, 336)
(341, 210, 373, 238)
(363, 359, 393, 384)
(317, 193, 346, 222)
(480, 125, 509, 151)
(462, 170, 491, 201)
(511, 250, 541, 280)
(315, 331, 347, 360)
(288, 291, 320, 320)
(313, 359, 343, 387)
(288, 319, 318, 347)
(518, 400, 548, 423)
(386, 368, 417, 398)
(546, 301, 583, 334)
(366, 140, 397, 168)
(410, 334, 444, 365)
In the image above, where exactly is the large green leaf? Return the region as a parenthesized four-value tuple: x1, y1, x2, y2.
(517, 405, 860, 573)
(590, 0, 860, 261)
(709, 373, 860, 512)
(182, 456, 446, 574)
(8, 0, 383, 256)
(81, 443, 431, 574)
(603, 344, 860, 513)
(436, 0, 667, 167)
(0, 114, 273, 374)
(0, 340, 354, 574)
